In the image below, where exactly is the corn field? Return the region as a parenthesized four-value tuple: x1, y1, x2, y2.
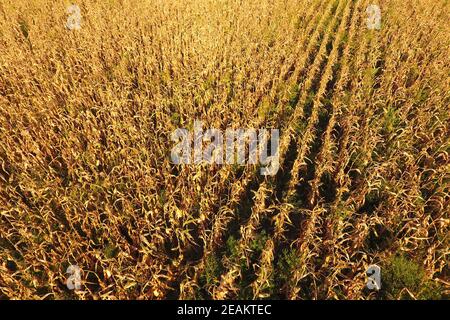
(0, 0, 449, 300)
